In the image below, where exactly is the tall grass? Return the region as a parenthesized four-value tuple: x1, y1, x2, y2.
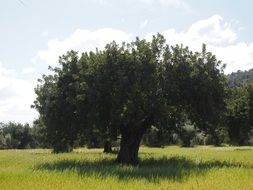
(0, 146, 253, 190)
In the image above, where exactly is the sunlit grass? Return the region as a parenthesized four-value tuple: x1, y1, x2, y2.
(1, 146, 253, 189)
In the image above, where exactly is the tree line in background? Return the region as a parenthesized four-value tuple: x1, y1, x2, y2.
(227, 68, 253, 87)
(0, 121, 41, 149)
(1, 34, 253, 165)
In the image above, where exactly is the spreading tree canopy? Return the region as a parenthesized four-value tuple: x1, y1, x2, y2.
(33, 34, 227, 165)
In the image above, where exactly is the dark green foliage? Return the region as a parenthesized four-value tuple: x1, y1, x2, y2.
(32, 51, 81, 152)
(31, 117, 49, 148)
(225, 69, 253, 145)
(142, 126, 173, 147)
(176, 124, 196, 147)
(226, 83, 253, 145)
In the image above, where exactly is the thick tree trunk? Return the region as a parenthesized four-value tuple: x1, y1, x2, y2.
(116, 128, 145, 165)
(116, 114, 153, 165)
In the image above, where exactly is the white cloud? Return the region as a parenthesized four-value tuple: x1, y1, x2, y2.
(35, 28, 133, 65)
(187, 15, 237, 45)
(146, 15, 253, 74)
(22, 67, 36, 74)
(35, 15, 253, 74)
(0, 63, 37, 123)
(0, 62, 15, 76)
(211, 43, 253, 73)
(146, 15, 237, 46)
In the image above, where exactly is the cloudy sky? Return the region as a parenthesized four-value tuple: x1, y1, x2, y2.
(1, 0, 253, 124)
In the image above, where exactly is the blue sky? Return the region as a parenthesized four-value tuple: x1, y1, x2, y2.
(1, 0, 253, 123)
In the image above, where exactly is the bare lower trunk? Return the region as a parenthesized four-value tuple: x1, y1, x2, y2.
(116, 114, 153, 165)
(116, 128, 145, 165)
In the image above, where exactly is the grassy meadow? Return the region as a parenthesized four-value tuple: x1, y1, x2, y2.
(0, 146, 253, 190)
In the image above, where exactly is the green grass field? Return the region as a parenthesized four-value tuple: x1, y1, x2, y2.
(0, 146, 253, 190)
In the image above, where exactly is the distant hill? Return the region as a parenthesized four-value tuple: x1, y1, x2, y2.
(227, 69, 253, 87)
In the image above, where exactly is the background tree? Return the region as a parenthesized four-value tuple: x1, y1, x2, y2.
(226, 83, 253, 145)
(31, 117, 49, 148)
(0, 122, 35, 149)
(227, 69, 253, 87)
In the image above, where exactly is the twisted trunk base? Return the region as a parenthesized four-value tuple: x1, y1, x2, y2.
(116, 129, 145, 165)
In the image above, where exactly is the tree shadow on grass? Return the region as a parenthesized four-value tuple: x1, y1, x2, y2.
(35, 156, 252, 182)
